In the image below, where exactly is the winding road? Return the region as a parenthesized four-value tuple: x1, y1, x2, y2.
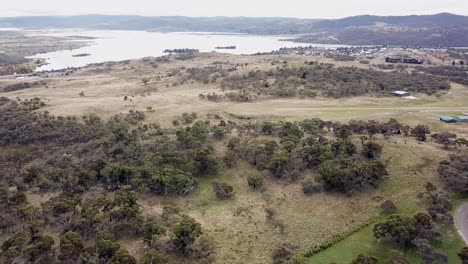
(455, 204, 468, 244)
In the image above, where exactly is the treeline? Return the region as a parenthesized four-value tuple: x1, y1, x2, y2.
(220, 62, 450, 100)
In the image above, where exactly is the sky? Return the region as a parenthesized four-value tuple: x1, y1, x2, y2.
(2, 0, 468, 18)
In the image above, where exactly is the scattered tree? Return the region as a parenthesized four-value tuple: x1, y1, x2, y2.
(172, 216, 202, 254)
(247, 175, 264, 190)
(411, 125, 430, 141)
(59, 231, 85, 262)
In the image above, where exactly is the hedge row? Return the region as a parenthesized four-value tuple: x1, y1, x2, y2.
(300, 215, 378, 258)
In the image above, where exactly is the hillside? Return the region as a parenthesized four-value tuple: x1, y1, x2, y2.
(296, 13, 468, 47)
(0, 52, 467, 263)
(313, 13, 468, 30)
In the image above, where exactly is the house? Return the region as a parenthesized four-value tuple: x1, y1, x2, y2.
(385, 56, 401, 63)
(392, 91, 410, 97)
(385, 56, 423, 64)
(402, 57, 424, 64)
(440, 117, 458, 123)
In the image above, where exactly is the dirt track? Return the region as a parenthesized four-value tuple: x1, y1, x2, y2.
(455, 204, 468, 245)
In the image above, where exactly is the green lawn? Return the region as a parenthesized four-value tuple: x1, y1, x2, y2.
(307, 197, 468, 264)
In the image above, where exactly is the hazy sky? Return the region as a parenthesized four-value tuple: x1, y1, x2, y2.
(3, 0, 468, 18)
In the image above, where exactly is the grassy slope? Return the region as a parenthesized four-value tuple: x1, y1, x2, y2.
(132, 135, 467, 264)
(307, 141, 467, 263)
(306, 222, 464, 264)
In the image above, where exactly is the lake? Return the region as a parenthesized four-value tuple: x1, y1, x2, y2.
(27, 30, 349, 71)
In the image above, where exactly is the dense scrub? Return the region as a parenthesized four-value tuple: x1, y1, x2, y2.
(0, 97, 221, 263)
(218, 63, 450, 100)
(226, 118, 418, 194)
(414, 65, 468, 86)
(438, 153, 468, 195)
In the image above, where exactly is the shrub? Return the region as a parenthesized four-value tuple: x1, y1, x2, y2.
(381, 200, 397, 214)
(172, 216, 202, 254)
(411, 125, 430, 141)
(140, 249, 166, 264)
(265, 207, 277, 222)
(213, 127, 226, 139)
(222, 151, 237, 167)
(247, 175, 264, 190)
(362, 141, 383, 159)
(302, 178, 322, 195)
(272, 243, 293, 264)
(212, 182, 234, 200)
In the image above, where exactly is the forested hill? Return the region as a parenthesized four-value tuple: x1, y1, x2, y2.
(1, 13, 467, 46)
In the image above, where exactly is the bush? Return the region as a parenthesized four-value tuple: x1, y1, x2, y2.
(302, 179, 322, 195)
(362, 142, 383, 159)
(172, 216, 202, 254)
(411, 125, 430, 141)
(381, 200, 397, 214)
(212, 182, 234, 200)
(213, 127, 226, 139)
(140, 249, 166, 264)
(265, 207, 277, 222)
(222, 151, 237, 167)
(272, 243, 293, 264)
(247, 175, 264, 190)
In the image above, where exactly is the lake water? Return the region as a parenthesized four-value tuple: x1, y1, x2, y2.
(27, 30, 348, 71)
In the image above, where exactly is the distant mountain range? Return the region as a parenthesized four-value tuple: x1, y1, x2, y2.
(1, 13, 467, 47)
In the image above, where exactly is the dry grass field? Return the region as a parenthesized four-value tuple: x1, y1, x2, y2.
(1, 52, 467, 130)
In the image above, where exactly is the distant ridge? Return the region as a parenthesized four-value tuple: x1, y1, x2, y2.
(0, 13, 467, 46)
(0, 15, 319, 35)
(314, 13, 468, 29)
(297, 13, 468, 47)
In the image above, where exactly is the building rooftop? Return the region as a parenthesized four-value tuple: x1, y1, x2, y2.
(393, 91, 410, 95)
